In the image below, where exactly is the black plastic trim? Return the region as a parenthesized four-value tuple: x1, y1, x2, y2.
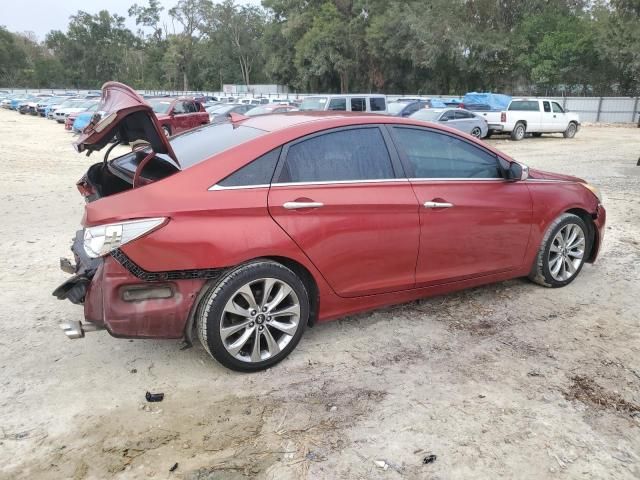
(110, 249, 224, 282)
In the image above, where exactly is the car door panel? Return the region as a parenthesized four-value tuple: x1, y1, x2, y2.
(267, 126, 420, 297)
(269, 182, 420, 296)
(410, 180, 532, 286)
(389, 126, 533, 286)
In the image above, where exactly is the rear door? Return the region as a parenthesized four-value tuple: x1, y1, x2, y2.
(171, 101, 190, 132)
(268, 126, 420, 297)
(389, 126, 532, 286)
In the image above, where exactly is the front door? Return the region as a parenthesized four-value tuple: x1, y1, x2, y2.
(268, 126, 420, 297)
(551, 101, 568, 132)
(388, 126, 532, 286)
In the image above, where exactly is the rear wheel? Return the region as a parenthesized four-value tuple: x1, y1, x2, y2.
(470, 126, 482, 138)
(529, 213, 589, 288)
(510, 122, 526, 141)
(532, 132, 543, 138)
(197, 260, 309, 371)
(563, 122, 577, 138)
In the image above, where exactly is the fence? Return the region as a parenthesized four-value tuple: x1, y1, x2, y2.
(3, 87, 639, 124)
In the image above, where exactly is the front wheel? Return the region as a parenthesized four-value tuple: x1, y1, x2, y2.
(470, 126, 482, 138)
(563, 122, 577, 138)
(197, 260, 309, 371)
(162, 125, 171, 137)
(529, 213, 590, 288)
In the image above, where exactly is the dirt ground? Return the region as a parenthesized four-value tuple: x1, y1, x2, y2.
(0, 110, 638, 480)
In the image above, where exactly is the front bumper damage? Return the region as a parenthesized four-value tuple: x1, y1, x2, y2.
(53, 230, 206, 340)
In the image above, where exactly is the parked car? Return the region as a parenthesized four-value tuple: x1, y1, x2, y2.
(207, 103, 252, 123)
(1, 94, 22, 109)
(37, 97, 66, 117)
(493, 98, 581, 141)
(411, 108, 489, 138)
(53, 100, 97, 123)
(54, 82, 605, 372)
(46, 97, 80, 119)
(387, 100, 430, 117)
(147, 98, 209, 136)
(299, 94, 387, 113)
(71, 104, 100, 132)
(245, 104, 297, 116)
(459, 92, 512, 136)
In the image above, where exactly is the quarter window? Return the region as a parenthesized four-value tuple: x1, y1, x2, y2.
(278, 128, 394, 183)
(218, 148, 281, 187)
(328, 98, 346, 111)
(351, 98, 366, 112)
(392, 127, 501, 179)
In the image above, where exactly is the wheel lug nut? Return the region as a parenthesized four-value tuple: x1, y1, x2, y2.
(259, 326, 264, 331)
(267, 316, 272, 321)
(251, 310, 256, 316)
(262, 307, 267, 312)
(249, 322, 254, 327)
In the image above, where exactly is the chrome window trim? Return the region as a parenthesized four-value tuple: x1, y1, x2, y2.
(208, 183, 270, 191)
(271, 178, 410, 187)
(409, 178, 504, 182)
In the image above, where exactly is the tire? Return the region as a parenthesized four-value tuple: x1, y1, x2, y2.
(529, 213, 590, 288)
(197, 260, 309, 372)
(162, 125, 171, 137)
(532, 133, 543, 138)
(485, 130, 493, 139)
(510, 122, 526, 141)
(470, 126, 482, 138)
(563, 122, 577, 139)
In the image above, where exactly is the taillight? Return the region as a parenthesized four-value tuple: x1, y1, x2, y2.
(501, 112, 506, 122)
(76, 175, 96, 198)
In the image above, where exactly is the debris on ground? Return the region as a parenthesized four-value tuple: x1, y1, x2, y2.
(423, 454, 437, 465)
(145, 391, 164, 403)
(169, 462, 178, 472)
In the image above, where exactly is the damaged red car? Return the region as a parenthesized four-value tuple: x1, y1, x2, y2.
(54, 82, 606, 371)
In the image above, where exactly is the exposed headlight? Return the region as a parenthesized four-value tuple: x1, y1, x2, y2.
(581, 183, 602, 203)
(83, 217, 166, 258)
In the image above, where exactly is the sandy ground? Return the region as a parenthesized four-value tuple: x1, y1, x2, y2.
(0, 110, 638, 480)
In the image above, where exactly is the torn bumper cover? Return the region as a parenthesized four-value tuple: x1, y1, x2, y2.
(52, 230, 206, 338)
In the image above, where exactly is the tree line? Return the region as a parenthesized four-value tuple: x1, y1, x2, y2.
(1, 0, 639, 95)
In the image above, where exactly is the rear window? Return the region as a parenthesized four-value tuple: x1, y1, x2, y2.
(113, 123, 267, 174)
(370, 97, 386, 111)
(508, 101, 540, 111)
(299, 97, 327, 111)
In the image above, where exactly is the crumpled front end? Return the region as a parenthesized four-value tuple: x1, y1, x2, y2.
(53, 230, 206, 339)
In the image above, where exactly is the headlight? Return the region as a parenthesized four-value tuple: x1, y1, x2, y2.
(83, 217, 166, 258)
(581, 183, 602, 203)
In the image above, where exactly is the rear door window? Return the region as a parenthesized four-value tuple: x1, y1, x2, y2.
(278, 128, 395, 183)
(543, 101, 551, 113)
(351, 98, 366, 112)
(370, 97, 386, 111)
(391, 127, 501, 179)
(328, 98, 347, 111)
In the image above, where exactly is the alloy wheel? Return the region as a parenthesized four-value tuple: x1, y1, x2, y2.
(471, 127, 482, 138)
(547, 223, 585, 281)
(219, 278, 301, 363)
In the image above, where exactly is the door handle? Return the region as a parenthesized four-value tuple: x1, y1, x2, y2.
(424, 201, 454, 209)
(283, 201, 324, 210)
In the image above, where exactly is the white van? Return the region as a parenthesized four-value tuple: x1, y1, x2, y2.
(299, 94, 387, 113)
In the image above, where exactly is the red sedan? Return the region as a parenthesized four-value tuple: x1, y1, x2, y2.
(146, 96, 209, 136)
(54, 83, 606, 371)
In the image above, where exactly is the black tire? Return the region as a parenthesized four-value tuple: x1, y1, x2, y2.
(529, 213, 591, 288)
(510, 122, 526, 141)
(485, 130, 493, 139)
(532, 133, 543, 138)
(162, 125, 171, 137)
(563, 122, 577, 139)
(470, 126, 482, 138)
(197, 260, 309, 372)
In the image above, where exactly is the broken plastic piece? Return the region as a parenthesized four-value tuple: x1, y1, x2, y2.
(145, 391, 164, 402)
(423, 454, 437, 464)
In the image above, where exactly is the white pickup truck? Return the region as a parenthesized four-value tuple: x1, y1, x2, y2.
(482, 98, 580, 141)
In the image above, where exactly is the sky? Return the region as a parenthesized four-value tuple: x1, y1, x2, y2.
(1, 0, 262, 41)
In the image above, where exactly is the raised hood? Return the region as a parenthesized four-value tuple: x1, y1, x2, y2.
(73, 82, 178, 165)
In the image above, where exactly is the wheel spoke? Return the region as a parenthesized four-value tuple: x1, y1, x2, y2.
(250, 330, 262, 362)
(226, 327, 255, 356)
(260, 278, 277, 308)
(550, 255, 563, 276)
(567, 249, 583, 259)
(268, 319, 298, 336)
(270, 304, 300, 318)
(565, 258, 577, 275)
(220, 319, 253, 342)
(565, 226, 578, 247)
(236, 284, 259, 310)
(550, 242, 562, 253)
(567, 236, 585, 250)
(224, 299, 251, 318)
(263, 327, 281, 357)
(265, 283, 293, 312)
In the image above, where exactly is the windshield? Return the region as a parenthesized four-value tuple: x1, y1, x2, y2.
(148, 99, 173, 114)
(210, 105, 236, 115)
(245, 106, 272, 116)
(299, 97, 327, 111)
(59, 99, 84, 108)
(410, 110, 442, 121)
(113, 123, 267, 177)
(387, 102, 409, 114)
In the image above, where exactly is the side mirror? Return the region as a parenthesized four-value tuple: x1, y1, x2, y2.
(506, 162, 528, 181)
